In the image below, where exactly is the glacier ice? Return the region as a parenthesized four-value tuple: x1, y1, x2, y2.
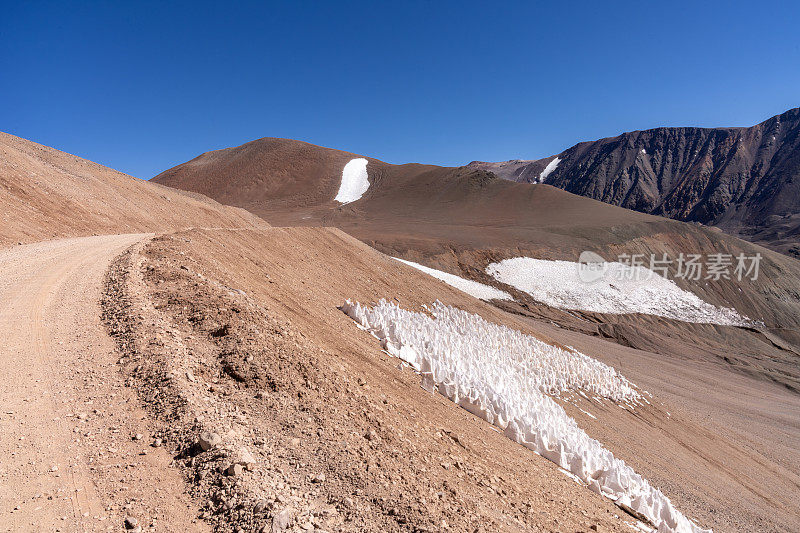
(341, 299, 710, 533)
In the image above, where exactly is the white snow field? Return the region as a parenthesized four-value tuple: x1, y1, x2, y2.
(334, 158, 370, 204)
(342, 299, 709, 533)
(538, 156, 561, 182)
(394, 258, 512, 301)
(486, 257, 749, 326)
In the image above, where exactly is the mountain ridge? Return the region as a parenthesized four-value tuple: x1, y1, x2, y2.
(470, 107, 800, 255)
(0, 131, 268, 246)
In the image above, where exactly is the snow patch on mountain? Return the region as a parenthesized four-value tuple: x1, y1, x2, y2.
(394, 258, 512, 301)
(341, 300, 709, 533)
(486, 257, 749, 326)
(335, 158, 370, 204)
(538, 157, 561, 182)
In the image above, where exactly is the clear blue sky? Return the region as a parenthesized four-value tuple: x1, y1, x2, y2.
(2, 1, 799, 179)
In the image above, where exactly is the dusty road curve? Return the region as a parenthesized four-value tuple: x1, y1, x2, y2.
(0, 235, 208, 532)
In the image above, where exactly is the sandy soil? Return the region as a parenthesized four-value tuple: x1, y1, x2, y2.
(0, 235, 209, 532)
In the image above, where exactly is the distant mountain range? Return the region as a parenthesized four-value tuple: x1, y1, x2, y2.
(469, 108, 800, 256)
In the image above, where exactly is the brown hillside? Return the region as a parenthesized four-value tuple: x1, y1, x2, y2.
(0, 131, 267, 246)
(102, 226, 800, 532)
(152, 137, 800, 364)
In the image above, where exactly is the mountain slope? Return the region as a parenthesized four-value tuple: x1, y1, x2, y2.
(0, 131, 267, 246)
(152, 137, 800, 375)
(151, 137, 714, 254)
(152, 141, 800, 530)
(110, 226, 800, 533)
(470, 108, 800, 255)
(7, 133, 799, 531)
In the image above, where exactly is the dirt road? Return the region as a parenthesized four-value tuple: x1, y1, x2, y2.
(0, 235, 207, 532)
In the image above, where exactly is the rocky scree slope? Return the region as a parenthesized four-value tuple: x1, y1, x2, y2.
(102, 229, 639, 533)
(101, 227, 800, 532)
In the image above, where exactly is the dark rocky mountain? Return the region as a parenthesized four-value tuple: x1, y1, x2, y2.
(470, 108, 800, 256)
